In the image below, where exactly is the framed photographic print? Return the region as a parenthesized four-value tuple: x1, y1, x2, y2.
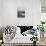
(17, 7, 25, 18)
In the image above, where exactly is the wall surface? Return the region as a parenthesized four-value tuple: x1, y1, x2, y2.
(0, 0, 41, 27)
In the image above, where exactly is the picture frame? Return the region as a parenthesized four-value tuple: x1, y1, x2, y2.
(17, 7, 25, 18)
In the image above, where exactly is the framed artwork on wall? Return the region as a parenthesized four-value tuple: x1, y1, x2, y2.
(17, 7, 25, 18)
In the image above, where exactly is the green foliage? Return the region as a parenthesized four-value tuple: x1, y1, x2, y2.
(37, 21, 45, 32)
(31, 36, 38, 42)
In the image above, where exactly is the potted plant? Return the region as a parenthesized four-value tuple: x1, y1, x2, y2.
(31, 35, 38, 46)
(37, 21, 45, 37)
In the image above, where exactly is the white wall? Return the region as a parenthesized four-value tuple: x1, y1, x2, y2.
(0, 0, 41, 27)
(0, 0, 3, 26)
